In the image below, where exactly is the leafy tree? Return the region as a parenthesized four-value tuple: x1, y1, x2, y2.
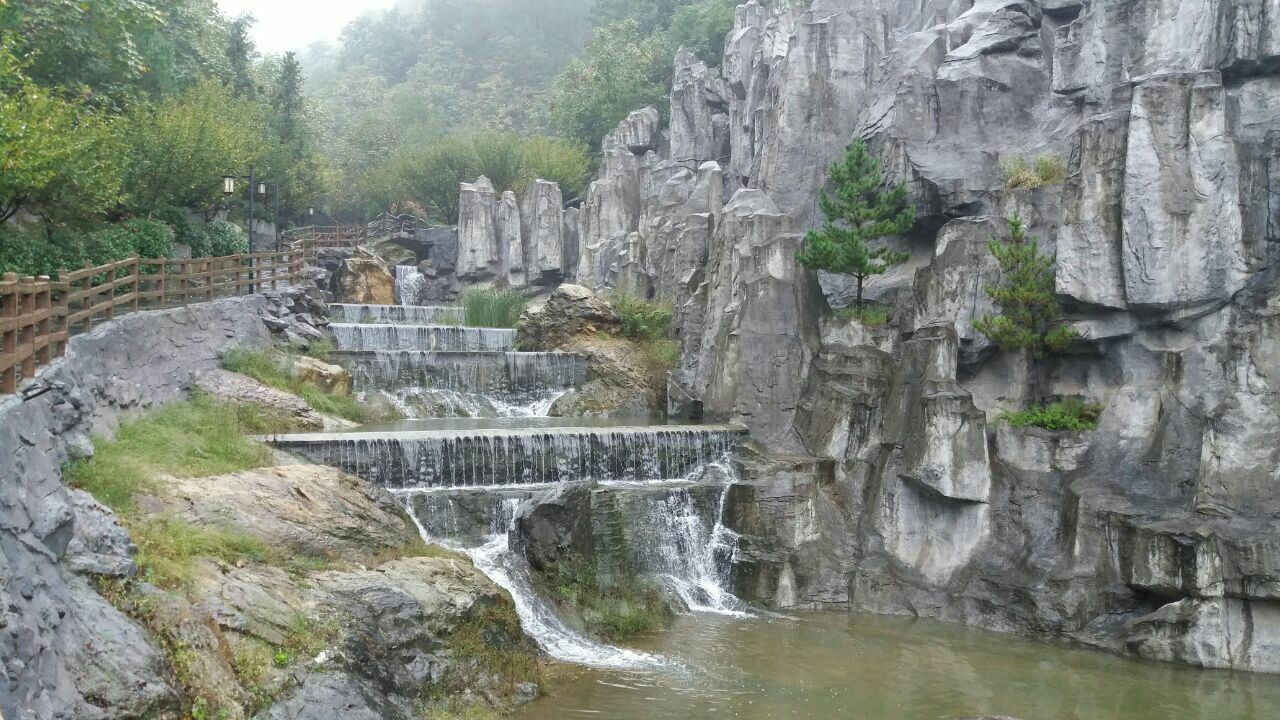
(396, 136, 480, 224)
(0, 0, 161, 106)
(122, 79, 269, 214)
(796, 141, 914, 308)
(521, 136, 591, 202)
(549, 21, 672, 148)
(0, 41, 123, 226)
(665, 0, 738, 65)
(197, 220, 248, 257)
(974, 215, 1077, 354)
(226, 15, 257, 100)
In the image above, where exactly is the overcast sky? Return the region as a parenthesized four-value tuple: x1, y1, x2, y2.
(215, 0, 400, 54)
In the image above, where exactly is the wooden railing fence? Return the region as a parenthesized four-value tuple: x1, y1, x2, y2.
(0, 230, 365, 395)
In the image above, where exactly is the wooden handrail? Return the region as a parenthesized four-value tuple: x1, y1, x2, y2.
(0, 226, 369, 394)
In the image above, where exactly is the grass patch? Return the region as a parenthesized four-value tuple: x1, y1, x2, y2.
(448, 599, 542, 691)
(999, 398, 1102, 431)
(65, 395, 276, 514)
(222, 347, 401, 425)
(1003, 154, 1066, 190)
(462, 288, 526, 328)
(302, 337, 336, 362)
(835, 304, 891, 327)
(420, 701, 501, 720)
(131, 516, 275, 589)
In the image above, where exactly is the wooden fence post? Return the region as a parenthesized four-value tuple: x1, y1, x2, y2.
(1, 273, 16, 394)
(18, 277, 35, 382)
(54, 268, 68, 358)
(130, 258, 140, 314)
(35, 276, 51, 366)
(83, 262, 95, 333)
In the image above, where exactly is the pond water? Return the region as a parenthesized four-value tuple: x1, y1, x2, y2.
(517, 611, 1280, 720)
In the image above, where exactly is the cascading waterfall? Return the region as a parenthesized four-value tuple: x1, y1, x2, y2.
(336, 351, 584, 395)
(330, 304, 463, 325)
(401, 493, 667, 670)
(330, 323, 515, 352)
(394, 265, 428, 306)
(630, 476, 748, 616)
(271, 425, 744, 488)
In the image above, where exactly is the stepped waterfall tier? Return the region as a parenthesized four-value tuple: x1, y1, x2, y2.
(336, 350, 585, 395)
(330, 323, 515, 352)
(269, 422, 745, 488)
(330, 303, 463, 325)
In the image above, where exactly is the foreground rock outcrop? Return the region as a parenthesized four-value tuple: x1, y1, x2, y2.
(330, 247, 396, 305)
(559, 0, 1280, 675)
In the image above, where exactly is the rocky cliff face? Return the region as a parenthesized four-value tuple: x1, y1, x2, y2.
(568, 0, 1280, 673)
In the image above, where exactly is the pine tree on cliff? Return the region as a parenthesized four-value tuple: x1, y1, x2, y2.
(974, 214, 1077, 354)
(797, 140, 914, 308)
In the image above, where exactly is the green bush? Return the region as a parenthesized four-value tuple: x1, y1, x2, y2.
(198, 220, 249, 257)
(999, 398, 1102, 431)
(611, 293, 673, 341)
(461, 288, 527, 329)
(153, 205, 200, 249)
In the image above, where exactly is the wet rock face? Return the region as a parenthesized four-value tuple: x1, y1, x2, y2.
(559, 0, 1280, 675)
(454, 175, 570, 288)
(330, 248, 396, 305)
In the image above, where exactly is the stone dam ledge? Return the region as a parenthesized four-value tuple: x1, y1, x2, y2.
(264, 423, 746, 442)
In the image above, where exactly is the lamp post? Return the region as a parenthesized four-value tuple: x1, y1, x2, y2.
(222, 167, 264, 250)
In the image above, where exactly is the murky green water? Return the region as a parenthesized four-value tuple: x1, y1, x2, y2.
(518, 612, 1280, 720)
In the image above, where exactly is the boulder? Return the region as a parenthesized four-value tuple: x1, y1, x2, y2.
(329, 247, 395, 305)
(516, 284, 618, 351)
(289, 355, 352, 395)
(156, 464, 414, 564)
(194, 369, 330, 431)
(603, 107, 661, 155)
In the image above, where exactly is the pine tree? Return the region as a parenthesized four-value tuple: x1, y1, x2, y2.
(973, 215, 1077, 355)
(272, 52, 305, 152)
(797, 140, 914, 308)
(227, 16, 256, 100)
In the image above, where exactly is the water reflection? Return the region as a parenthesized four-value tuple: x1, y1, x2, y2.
(518, 612, 1280, 720)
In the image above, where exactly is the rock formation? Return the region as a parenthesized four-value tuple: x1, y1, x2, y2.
(562, 0, 1280, 674)
(454, 176, 572, 288)
(329, 248, 396, 305)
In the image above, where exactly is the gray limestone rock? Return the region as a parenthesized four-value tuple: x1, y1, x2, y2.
(457, 176, 501, 281)
(521, 179, 566, 285)
(498, 190, 525, 288)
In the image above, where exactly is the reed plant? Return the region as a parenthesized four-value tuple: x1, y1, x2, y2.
(461, 288, 527, 328)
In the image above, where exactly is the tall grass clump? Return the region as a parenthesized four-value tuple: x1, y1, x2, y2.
(462, 288, 527, 328)
(609, 292, 680, 373)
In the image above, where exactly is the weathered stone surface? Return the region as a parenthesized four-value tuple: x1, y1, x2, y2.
(0, 296, 278, 719)
(498, 189, 525, 288)
(457, 176, 501, 281)
(604, 106, 661, 155)
(1121, 72, 1247, 309)
(159, 465, 413, 564)
(910, 217, 1006, 355)
(670, 48, 729, 166)
(195, 368, 332, 431)
(330, 247, 396, 305)
(1056, 111, 1129, 309)
(521, 180, 565, 285)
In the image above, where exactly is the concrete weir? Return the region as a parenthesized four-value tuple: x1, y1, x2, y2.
(330, 323, 515, 352)
(329, 303, 463, 325)
(334, 350, 586, 394)
(267, 423, 746, 488)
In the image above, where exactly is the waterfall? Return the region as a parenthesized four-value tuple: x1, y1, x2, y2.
(335, 351, 584, 395)
(637, 479, 749, 616)
(271, 425, 744, 488)
(330, 304, 463, 325)
(401, 493, 667, 670)
(330, 323, 515, 352)
(395, 265, 427, 306)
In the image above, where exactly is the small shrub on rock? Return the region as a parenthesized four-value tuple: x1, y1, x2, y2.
(198, 219, 249, 257)
(835, 304, 890, 327)
(1003, 154, 1066, 190)
(611, 293, 673, 341)
(974, 215, 1077, 355)
(1000, 398, 1102, 431)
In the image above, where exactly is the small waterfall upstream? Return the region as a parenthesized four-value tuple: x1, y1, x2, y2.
(394, 265, 427, 306)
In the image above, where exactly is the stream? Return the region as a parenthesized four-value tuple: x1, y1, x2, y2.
(517, 611, 1280, 720)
